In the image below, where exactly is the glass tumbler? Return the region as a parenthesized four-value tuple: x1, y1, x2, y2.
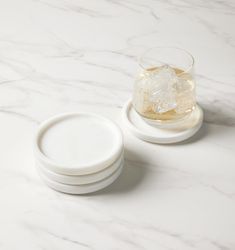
(132, 47, 196, 126)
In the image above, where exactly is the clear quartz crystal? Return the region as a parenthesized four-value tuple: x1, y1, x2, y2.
(133, 65, 196, 122)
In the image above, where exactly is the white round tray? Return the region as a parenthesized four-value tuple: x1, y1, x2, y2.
(39, 162, 123, 194)
(36, 153, 123, 185)
(122, 99, 203, 144)
(34, 113, 123, 175)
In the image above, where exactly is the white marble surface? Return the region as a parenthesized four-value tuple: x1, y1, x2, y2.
(0, 0, 235, 249)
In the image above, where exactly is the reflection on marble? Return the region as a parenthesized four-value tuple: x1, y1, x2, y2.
(0, 0, 235, 249)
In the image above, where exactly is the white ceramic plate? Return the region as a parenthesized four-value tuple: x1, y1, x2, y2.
(122, 99, 203, 144)
(38, 162, 123, 194)
(34, 113, 123, 175)
(36, 153, 123, 185)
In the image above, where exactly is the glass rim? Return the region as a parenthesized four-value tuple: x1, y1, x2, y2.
(138, 46, 194, 76)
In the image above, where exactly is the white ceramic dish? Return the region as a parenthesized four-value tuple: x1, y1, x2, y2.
(34, 113, 123, 175)
(122, 99, 203, 144)
(38, 162, 123, 194)
(36, 154, 124, 185)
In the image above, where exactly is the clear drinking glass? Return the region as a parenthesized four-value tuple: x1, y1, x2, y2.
(133, 47, 196, 126)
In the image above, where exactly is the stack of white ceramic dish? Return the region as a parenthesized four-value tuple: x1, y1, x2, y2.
(34, 113, 124, 194)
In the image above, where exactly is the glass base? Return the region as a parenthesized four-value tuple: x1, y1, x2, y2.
(139, 107, 196, 129)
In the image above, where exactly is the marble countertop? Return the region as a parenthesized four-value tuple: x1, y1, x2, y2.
(0, 0, 235, 249)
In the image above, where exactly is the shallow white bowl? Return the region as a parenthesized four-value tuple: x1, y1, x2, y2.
(38, 162, 123, 194)
(34, 112, 123, 175)
(36, 153, 123, 185)
(122, 99, 203, 144)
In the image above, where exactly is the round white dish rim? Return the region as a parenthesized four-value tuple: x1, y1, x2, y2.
(122, 99, 203, 144)
(39, 162, 123, 194)
(34, 112, 123, 175)
(36, 154, 124, 185)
